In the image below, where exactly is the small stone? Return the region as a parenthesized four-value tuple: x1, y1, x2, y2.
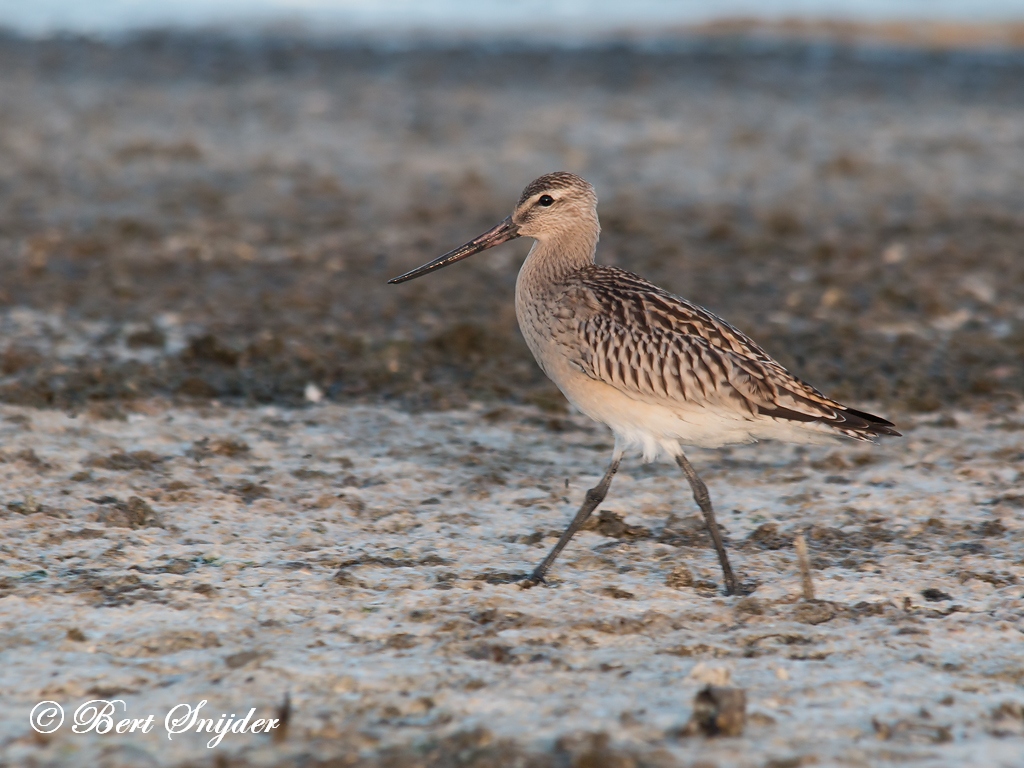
(735, 596, 765, 615)
(977, 519, 1006, 537)
(603, 586, 635, 600)
(386, 633, 418, 649)
(872, 716, 952, 744)
(989, 701, 1024, 737)
(748, 712, 777, 727)
(7, 497, 44, 516)
(554, 732, 626, 765)
(224, 650, 266, 669)
(765, 758, 805, 768)
(209, 438, 250, 457)
(745, 522, 792, 550)
(992, 701, 1024, 721)
(124, 497, 160, 528)
(333, 570, 360, 587)
(666, 565, 694, 589)
(97, 496, 162, 529)
(273, 692, 292, 743)
(304, 383, 324, 403)
(694, 579, 721, 596)
(85, 402, 127, 421)
(675, 685, 747, 737)
(882, 242, 907, 264)
(582, 509, 649, 540)
(790, 600, 837, 625)
(126, 326, 166, 349)
(86, 450, 165, 472)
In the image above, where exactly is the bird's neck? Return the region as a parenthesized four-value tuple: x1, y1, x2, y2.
(518, 224, 600, 287)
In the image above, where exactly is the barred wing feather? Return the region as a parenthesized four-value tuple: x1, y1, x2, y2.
(565, 267, 899, 440)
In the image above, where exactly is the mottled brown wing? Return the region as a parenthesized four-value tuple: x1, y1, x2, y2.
(564, 267, 898, 438)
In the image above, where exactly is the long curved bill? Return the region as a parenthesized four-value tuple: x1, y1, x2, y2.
(388, 216, 520, 284)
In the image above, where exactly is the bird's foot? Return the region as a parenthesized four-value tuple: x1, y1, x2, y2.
(725, 579, 758, 597)
(518, 571, 548, 590)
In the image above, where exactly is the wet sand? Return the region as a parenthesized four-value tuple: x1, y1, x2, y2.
(0, 401, 1022, 766)
(0, 32, 1022, 767)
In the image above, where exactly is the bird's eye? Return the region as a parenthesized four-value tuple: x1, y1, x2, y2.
(538, 194, 554, 207)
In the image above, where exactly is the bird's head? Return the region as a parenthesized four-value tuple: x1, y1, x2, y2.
(388, 172, 598, 285)
(510, 172, 598, 242)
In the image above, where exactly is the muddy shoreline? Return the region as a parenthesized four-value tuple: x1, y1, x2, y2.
(0, 401, 1022, 767)
(0, 32, 1023, 767)
(0, 33, 1022, 415)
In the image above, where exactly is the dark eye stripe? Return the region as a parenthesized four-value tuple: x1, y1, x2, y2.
(538, 194, 554, 207)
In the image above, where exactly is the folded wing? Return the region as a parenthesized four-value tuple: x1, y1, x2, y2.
(565, 267, 899, 441)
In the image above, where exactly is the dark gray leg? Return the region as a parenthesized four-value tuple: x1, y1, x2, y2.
(523, 454, 621, 587)
(676, 452, 739, 596)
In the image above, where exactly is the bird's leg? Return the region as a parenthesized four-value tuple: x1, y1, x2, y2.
(523, 454, 621, 587)
(676, 452, 739, 596)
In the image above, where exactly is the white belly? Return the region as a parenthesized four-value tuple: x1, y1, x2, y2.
(554, 357, 841, 460)
(544, 354, 754, 457)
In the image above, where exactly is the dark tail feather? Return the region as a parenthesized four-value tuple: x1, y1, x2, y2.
(758, 403, 901, 439)
(841, 407, 901, 437)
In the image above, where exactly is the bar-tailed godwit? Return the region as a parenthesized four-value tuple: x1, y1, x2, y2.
(390, 172, 899, 595)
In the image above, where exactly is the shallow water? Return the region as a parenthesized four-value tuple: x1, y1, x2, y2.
(1, 0, 1022, 37)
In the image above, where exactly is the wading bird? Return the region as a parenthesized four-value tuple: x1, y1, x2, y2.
(389, 172, 899, 594)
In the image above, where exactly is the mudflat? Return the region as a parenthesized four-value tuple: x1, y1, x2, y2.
(0, 34, 1022, 412)
(0, 33, 1022, 767)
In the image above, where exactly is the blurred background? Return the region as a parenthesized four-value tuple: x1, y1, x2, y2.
(0, 1, 1022, 416)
